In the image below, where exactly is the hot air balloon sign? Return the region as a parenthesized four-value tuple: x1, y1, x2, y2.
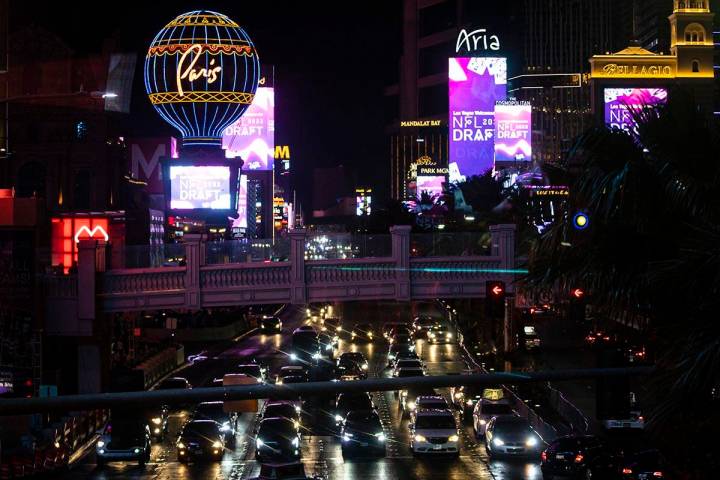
(144, 10, 261, 148)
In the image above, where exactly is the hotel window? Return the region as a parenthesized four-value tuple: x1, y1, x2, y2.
(692, 60, 700, 73)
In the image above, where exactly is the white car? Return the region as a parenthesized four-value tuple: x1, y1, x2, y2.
(484, 416, 541, 457)
(410, 410, 460, 456)
(472, 398, 514, 438)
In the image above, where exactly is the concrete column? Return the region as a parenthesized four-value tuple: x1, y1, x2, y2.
(183, 233, 205, 310)
(390, 225, 412, 301)
(289, 229, 307, 305)
(77, 240, 98, 335)
(489, 224, 516, 270)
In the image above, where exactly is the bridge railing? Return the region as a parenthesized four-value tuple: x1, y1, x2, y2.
(55, 224, 516, 320)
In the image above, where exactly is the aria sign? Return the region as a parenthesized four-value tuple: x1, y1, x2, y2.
(456, 28, 501, 54)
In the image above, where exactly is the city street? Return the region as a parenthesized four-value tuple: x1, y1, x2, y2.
(58, 302, 542, 480)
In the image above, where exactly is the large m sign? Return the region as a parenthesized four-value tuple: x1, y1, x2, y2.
(130, 138, 176, 194)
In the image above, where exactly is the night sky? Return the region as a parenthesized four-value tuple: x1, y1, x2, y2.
(10, 1, 518, 212)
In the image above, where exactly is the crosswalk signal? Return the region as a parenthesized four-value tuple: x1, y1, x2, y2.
(485, 281, 506, 318)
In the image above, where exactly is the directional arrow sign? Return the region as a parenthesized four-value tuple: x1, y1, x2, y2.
(492, 286, 504, 296)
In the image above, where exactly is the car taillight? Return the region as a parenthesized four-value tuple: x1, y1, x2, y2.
(541, 451, 547, 462)
(622, 468, 633, 475)
(653, 472, 663, 478)
(574, 454, 584, 463)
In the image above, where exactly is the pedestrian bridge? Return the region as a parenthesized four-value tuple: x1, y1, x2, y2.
(45, 225, 519, 334)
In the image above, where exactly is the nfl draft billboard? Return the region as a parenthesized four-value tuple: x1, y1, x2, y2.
(449, 57, 507, 181)
(494, 101, 532, 166)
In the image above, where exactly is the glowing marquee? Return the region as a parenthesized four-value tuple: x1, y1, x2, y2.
(144, 10, 261, 147)
(74, 225, 109, 243)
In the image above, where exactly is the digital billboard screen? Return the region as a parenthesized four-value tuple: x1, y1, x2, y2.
(169, 165, 231, 210)
(604, 88, 667, 133)
(494, 101, 531, 165)
(231, 174, 248, 229)
(449, 57, 507, 180)
(416, 175, 446, 200)
(222, 87, 275, 170)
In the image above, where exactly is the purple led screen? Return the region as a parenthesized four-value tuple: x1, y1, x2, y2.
(416, 175, 446, 200)
(604, 88, 667, 133)
(449, 57, 507, 180)
(222, 87, 275, 170)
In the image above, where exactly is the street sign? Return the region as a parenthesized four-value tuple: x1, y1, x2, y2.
(223, 374, 259, 413)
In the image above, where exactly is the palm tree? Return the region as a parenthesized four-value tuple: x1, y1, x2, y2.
(524, 89, 720, 475)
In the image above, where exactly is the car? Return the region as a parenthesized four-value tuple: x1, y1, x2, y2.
(410, 409, 460, 456)
(192, 401, 239, 443)
(484, 416, 542, 458)
(262, 401, 302, 429)
(409, 395, 450, 423)
(322, 316, 342, 334)
(399, 385, 435, 418)
(426, 324, 453, 344)
(260, 315, 282, 334)
(618, 449, 666, 479)
(387, 342, 416, 366)
(585, 330, 615, 346)
(255, 417, 302, 464)
(472, 396, 514, 437)
(450, 384, 485, 418)
(412, 315, 436, 335)
(237, 363, 267, 383)
(383, 322, 409, 339)
(338, 352, 369, 371)
(350, 323, 378, 343)
(390, 332, 415, 347)
(541, 435, 620, 479)
(392, 359, 425, 377)
(156, 376, 192, 390)
(177, 419, 226, 463)
(96, 417, 151, 467)
(276, 365, 309, 384)
(146, 405, 169, 441)
(318, 332, 336, 359)
(395, 366, 425, 380)
(335, 360, 365, 381)
(333, 392, 374, 426)
(341, 410, 386, 457)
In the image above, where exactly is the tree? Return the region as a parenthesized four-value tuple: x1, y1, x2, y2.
(524, 89, 720, 476)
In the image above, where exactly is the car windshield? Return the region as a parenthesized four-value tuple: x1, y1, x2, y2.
(494, 421, 531, 434)
(264, 404, 296, 418)
(355, 324, 372, 332)
(397, 369, 424, 377)
(281, 376, 305, 384)
(158, 379, 187, 389)
(237, 366, 261, 377)
(184, 422, 219, 437)
(416, 415, 456, 429)
(416, 317, 435, 326)
(419, 400, 447, 409)
(259, 419, 295, 436)
(339, 395, 372, 410)
(396, 360, 422, 368)
(482, 404, 513, 415)
(345, 411, 379, 424)
(195, 403, 224, 418)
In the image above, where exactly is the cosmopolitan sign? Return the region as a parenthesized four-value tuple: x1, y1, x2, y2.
(494, 101, 532, 165)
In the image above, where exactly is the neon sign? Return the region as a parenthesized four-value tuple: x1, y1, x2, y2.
(74, 225, 109, 243)
(456, 29, 500, 53)
(176, 44, 221, 97)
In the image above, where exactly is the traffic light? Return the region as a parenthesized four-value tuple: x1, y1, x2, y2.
(485, 281, 506, 319)
(569, 287, 586, 323)
(571, 288, 585, 299)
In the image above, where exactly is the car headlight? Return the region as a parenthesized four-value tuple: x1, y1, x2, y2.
(256, 439, 263, 448)
(295, 405, 302, 413)
(361, 364, 368, 370)
(220, 422, 231, 432)
(448, 435, 459, 442)
(151, 417, 162, 425)
(336, 326, 342, 332)
(154, 428, 161, 434)
(177, 442, 185, 449)
(493, 438, 504, 446)
(276, 378, 283, 385)
(454, 392, 463, 400)
(312, 353, 321, 359)
(388, 354, 396, 360)
(133, 448, 140, 454)
(325, 344, 333, 351)
(97, 440, 105, 448)
(429, 333, 436, 338)
(414, 434, 427, 442)
(342, 434, 351, 442)
(212, 441, 222, 448)
(292, 437, 299, 447)
(526, 437, 538, 447)
(446, 333, 452, 338)
(351, 332, 357, 338)
(368, 332, 373, 338)
(290, 353, 298, 361)
(408, 401, 416, 410)
(375, 432, 385, 442)
(335, 415, 343, 422)
(479, 419, 487, 425)
(466, 400, 474, 406)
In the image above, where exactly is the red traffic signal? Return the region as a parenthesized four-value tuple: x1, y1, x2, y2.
(572, 288, 585, 299)
(486, 281, 506, 297)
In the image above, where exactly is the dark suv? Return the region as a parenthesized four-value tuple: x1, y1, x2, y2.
(541, 435, 619, 478)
